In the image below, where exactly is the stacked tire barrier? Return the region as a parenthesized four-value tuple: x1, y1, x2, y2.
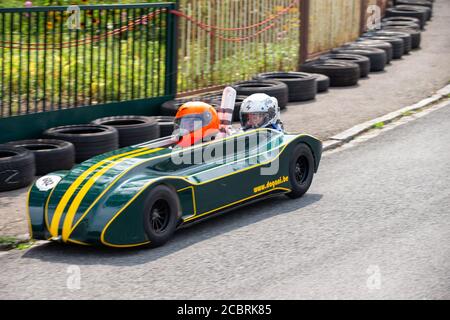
(0, 145, 35, 192)
(253, 72, 317, 102)
(43, 125, 119, 163)
(91, 116, 160, 148)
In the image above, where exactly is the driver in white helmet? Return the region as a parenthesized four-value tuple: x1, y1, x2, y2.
(240, 93, 284, 132)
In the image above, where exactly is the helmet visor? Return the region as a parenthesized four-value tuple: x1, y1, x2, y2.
(241, 112, 271, 130)
(173, 111, 213, 136)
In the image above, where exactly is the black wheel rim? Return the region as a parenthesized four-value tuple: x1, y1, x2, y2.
(294, 156, 309, 184)
(149, 200, 170, 234)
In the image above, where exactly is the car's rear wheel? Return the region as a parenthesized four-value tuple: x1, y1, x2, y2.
(143, 185, 180, 247)
(286, 143, 315, 199)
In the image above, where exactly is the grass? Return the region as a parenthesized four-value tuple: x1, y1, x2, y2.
(373, 121, 385, 129)
(401, 111, 414, 117)
(0, 236, 34, 250)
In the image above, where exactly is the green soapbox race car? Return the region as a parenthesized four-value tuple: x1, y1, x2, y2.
(27, 128, 322, 248)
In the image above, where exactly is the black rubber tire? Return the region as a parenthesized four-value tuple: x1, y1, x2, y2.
(232, 80, 289, 110)
(372, 30, 413, 53)
(143, 184, 180, 248)
(5, 139, 75, 176)
(396, 0, 433, 9)
(160, 99, 220, 116)
(382, 16, 422, 30)
(43, 124, 119, 163)
(396, 5, 431, 21)
(254, 72, 317, 102)
(381, 27, 421, 49)
(92, 116, 160, 147)
(300, 60, 360, 87)
(381, 21, 421, 31)
(0, 145, 35, 192)
(286, 143, 315, 199)
(331, 47, 386, 72)
(232, 95, 247, 121)
(359, 35, 404, 59)
(345, 40, 393, 63)
(152, 116, 175, 137)
(386, 7, 427, 28)
(319, 53, 371, 78)
(309, 73, 330, 92)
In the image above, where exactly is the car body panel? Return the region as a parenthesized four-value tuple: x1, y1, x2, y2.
(28, 128, 322, 247)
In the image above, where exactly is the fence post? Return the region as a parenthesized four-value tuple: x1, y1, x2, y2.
(299, 0, 310, 68)
(165, 2, 179, 97)
(360, 0, 370, 35)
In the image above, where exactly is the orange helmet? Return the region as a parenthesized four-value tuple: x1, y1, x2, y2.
(174, 102, 220, 147)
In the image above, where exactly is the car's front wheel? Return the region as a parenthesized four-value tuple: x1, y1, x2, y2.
(143, 185, 180, 248)
(286, 143, 315, 199)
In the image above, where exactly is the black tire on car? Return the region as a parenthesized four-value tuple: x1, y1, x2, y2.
(153, 116, 175, 137)
(232, 80, 289, 110)
(43, 124, 119, 163)
(309, 73, 330, 93)
(0, 145, 35, 192)
(92, 116, 160, 147)
(331, 47, 387, 72)
(143, 184, 180, 248)
(319, 53, 371, 78)
(360, 35, 405, 59)
(5, 139, 75, 176)
(286, 143, 315, 199)
(300, 60, 360, 87)
(254, 72, 318, 102)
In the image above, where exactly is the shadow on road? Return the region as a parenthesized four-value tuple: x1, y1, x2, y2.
(22, 193, 323, 266)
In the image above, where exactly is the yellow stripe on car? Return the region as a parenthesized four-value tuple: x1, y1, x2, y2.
(48, 147, 150, 237)
(61, 148, 162, 242)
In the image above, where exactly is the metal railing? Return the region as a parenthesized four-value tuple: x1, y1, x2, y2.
(0, 3, 177, 118)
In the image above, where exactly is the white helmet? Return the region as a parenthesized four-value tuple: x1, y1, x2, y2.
(240, 93, 281, 130)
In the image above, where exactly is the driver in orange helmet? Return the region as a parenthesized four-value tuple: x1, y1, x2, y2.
(173, 102, 220, 147)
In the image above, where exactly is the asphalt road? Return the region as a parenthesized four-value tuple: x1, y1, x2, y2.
(1, 104, 449, 300)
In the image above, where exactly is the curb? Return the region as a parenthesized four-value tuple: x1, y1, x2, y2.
(322, 84, 450, 152)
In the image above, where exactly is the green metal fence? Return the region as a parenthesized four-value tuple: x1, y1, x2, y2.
(0, 3, 177, 117)
(0, 3, 177, 142)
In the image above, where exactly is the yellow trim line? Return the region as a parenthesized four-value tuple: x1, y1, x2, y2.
(61, 147, 163, 242)
(48, 147, 150, 237)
